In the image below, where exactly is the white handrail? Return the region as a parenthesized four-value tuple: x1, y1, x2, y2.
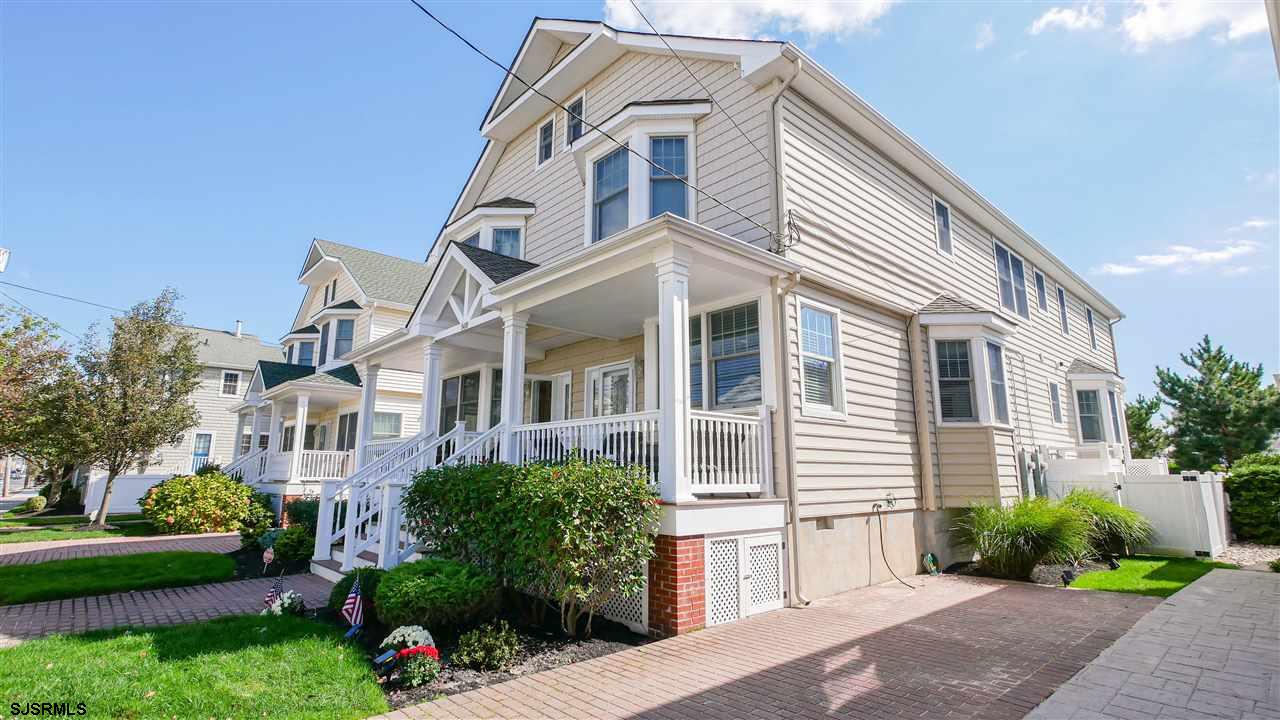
(688, 408, 767, 494)
(511, 411, 658, 483)
(225, 448, 267, 485)
(444, 424, 503, 466)
(296, 450, 352, 480)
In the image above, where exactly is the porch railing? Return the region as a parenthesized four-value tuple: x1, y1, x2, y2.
(445, 424, 504, 466)
(511, 411, 659, 483)
(361, 438, 404, 466)
(296, 450, 353, 480)
(223, 449, 264, 482)
(689, 407, 772, 495)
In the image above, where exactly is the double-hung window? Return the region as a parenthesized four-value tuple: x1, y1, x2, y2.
(565, 96, 584, 145)
(1048, 382, 1063, 423)
(933, 197, 952, 255)
(935, 340, 977, 422)
(1086, 308, 1098, 349)
(1107, 390, 1123, 442)
(1076, 389, 1104, 443)
(708, 302, 761, 408)
(318, 323, 330, 365)
(1056, 286, 1071, 335)
(1034, 271, 1048, 312)
(592, 147, 629, 242)
(373, 412, 402, 441)
(492, 228, 521, 258)
(221, 371, 240, 397)
(993, 241, 1029, 318)
(799, 303, 840, 410)
(489, 369, 503, 428)
(335, 412, 358, 451)
(281, 425, 295, 452)
(439, 371, 480, 433)
(537, 119, 554, 166)
(286, 345, 294, 364)
(239, 432, 252, 456)
(649, 136, 687, 219)
(334, 319, 354, 358)
(296, 341, 315, 366)
(986, 342, 1009, 424)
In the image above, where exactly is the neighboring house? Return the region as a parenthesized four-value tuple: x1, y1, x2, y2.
(229, 20, 1135, 639)
(82, 324, 281, 515)
(224, 240, 433, 512)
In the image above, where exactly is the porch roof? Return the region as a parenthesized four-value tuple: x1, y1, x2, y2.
(455, 242, 540, 284)
(257, 360, 362, 392)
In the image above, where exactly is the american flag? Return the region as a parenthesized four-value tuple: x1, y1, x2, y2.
(263, 575, 285, 608)
(341, 577, 363, 627)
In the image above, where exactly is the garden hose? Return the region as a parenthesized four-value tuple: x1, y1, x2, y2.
(872, 502, 916, 590)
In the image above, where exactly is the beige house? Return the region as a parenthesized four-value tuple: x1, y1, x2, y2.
(228, 20, 1135, 638)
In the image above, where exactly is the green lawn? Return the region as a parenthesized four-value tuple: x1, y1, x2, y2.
(0, 551, 235, 605)
(1071, 555, 1238, 598)
(0, 615, 388, 719)
(0, 511, 147, 526)
(0, 522, 157, 545)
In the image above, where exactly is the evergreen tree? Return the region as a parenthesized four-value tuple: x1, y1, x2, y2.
(1125, 394, 1169, 459)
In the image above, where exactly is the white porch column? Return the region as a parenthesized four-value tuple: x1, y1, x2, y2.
(232, 412, 248, 460)
(289, 394, 310, 481)
(498, 309, 528, 463)
(420, 343, 442, 437)
(655, 248, 694, 503)
(251, 404, 265, 452)
(266, 401, 282, 455)
(643, 319, 658, 412)
(354, 362, 380, 469)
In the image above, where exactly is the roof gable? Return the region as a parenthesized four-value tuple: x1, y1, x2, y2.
(409, 242, 539, 334)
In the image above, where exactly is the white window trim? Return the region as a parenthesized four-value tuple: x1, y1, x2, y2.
(1033, 270, 1049, 313)
(192, 432, 215, 462)
(220, 371, 242, 398)
(443, 214, 530, 260)
(931, 194, 953, 257)
(795, 296, 846, 419)
(534, 114, 555, 170)
(490, 226, 523, 259)
(1068, 376, 1127, 446)
(1085, 307, 1099, 350)
(1048, 381, 1065, 426)
(992, 237, 1031, 319)
(583, 358, 637, 419)
(580, 116, 699, 247)
(1056, 284, 1071, 337)
(927, 324, 1013, 429)
(438, 363, 498, 432)
(563, 90, 586, 148)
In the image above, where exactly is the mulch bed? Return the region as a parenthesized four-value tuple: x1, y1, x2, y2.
(948, 558, 1111, 588)
(228, 544, 312, 580)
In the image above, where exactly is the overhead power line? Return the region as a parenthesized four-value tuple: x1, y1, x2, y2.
(406, 0, 782, 244)
(0, 290, 85, 343)
(0, 280, 126, 313)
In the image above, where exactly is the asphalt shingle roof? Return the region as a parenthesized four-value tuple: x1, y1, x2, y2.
(257, 361, 363, 391)
(474, 197, 534, 209)
(185, 326, 281, 370)
(325, 300, 362, 311)
(455, 242, 540, 284)
(312, 239, 433, 307)
(919, 293, 989, 315)
(289, 324, 320, 335)
(1068, 359, 1117, 377)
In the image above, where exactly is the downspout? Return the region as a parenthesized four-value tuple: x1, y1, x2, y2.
(907, 314, 937, 511)
(770, 55, 810, 607)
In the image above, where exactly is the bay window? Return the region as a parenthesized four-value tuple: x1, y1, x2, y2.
(921, 308, 1016, 427)
(935, 340, 977, 422)
(649, 136, 687, 218)
(986, 342, 1009, 424)
(296, 341, 315, 366)
(1107, 390, 1123, 441)
(592, 147, 629, 242)
(1076, 389, 1104, 443)
(318, 322, 330, 366)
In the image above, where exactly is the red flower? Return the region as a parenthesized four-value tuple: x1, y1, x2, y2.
(396, 645, 440, 661)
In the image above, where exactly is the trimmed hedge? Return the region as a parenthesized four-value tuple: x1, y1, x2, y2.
(373, 558, 498, 631)
(271, 526, 314, 563)
(283, 496, 320, 535)
(1226, 453, 1280, 544)
(141, 472, 256, 534)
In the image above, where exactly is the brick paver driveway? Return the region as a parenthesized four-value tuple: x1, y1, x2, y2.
(377, 574, 1158, 720)
(0, 532, 240, 566)
(0, 573, 333, 648)
(1030, 569, 1280, 720)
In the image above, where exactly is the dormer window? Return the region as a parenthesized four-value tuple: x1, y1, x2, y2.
(462, 233, 480, 247)
(592, 147, 629, 242)
(649, 136, 687, 219)
(492, 228, 521, 258)
(296, 341, 315, 366)
(334, 319, 354, 358)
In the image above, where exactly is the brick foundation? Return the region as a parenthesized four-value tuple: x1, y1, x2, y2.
(647, 534, 705, 638)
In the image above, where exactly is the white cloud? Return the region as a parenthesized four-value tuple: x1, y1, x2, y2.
(1029, 2, 1106, 35)
(1246, 169, 1279, 186)
(603, 0, 896, 41)
(975, 20, 995, 50)
(1228, 217, 1276, 232)
(1095, 239, 1262, 276)
(1122, 0, 1268, 48)
(1221, 265, 1262, 276)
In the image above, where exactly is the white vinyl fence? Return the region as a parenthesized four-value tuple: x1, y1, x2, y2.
(82, 472, 168, 519)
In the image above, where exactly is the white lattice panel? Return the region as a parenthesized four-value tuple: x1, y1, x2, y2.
(598, 567, 647, 635)
(706, 538, 741, 626)
(1125, 459, 1169, 479)
(746, 534, 784, 614)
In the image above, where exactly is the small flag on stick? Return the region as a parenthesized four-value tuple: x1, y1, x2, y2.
(341, 577, 364, 628)
(264, 574, 285, 608)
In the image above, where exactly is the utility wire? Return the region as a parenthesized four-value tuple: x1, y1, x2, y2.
(406, 0, 782, 244)
(0, 280, 126, 313)
(0, 290, 84, 343)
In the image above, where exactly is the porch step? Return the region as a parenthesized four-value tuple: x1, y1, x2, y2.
(310, 559, 346, 583)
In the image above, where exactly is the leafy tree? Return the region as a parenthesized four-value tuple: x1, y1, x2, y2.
(1125, 394, 1169, 459)
(1155, 336, 1280, 470)
(79, 290, 201, 528)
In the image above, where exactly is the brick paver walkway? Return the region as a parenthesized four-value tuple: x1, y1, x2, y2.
(1029, 569, 1280, 720)
(0, 532, 240, 566)
(375, 574, 1158, 720)
(0, 573, 333, 647)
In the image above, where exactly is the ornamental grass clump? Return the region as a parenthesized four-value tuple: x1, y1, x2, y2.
(1060, 489, 1154, 559)
(954, 497, 1091, 580)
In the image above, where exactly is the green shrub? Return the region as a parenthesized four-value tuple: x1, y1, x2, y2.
(327, 567, 387, 623)
(141, 472, 256, 534)
(271, 526, 314, 563)
(1269, 557, 1280, 573)
(1060, 489, 1154, 558)
(194, 463, 223, 477)
(373, 558, 498, 630)
(23, 495, 47, 513)
(954, 497, 1091, 580)
(283, 496, 320, 535)
(452, 620, 521, 672)
(1225, 458, 1280, 544)
(239, 491, 276, 547)
(403, 456, 660, 637)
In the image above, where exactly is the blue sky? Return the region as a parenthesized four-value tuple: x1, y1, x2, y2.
(1, 1, 1275, 402)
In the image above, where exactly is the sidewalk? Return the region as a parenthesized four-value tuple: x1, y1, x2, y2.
(0, 573, 333, 648)
(0, 532, 240, 566)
